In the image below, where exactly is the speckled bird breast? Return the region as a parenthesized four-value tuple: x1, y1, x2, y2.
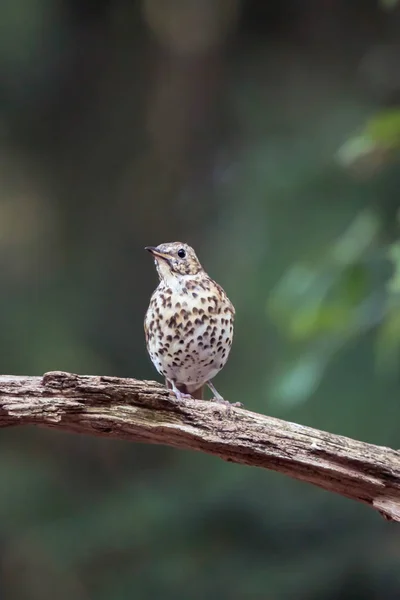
(144, 277, 234, 391)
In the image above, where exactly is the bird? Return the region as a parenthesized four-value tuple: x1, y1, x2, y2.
(144, 242, 235, 403)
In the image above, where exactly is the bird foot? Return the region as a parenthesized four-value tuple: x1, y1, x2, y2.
(211, 397, 243, 408)
(168, 380, 193, 400)
(206, 382, 242, 407)
(173, 391, 193, 400)
(211, 397, 229, 405)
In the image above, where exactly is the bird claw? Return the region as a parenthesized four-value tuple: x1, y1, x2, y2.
(211, 397, 243, 409)
(174, 391, 193, 400)
(211, 397, 230, 405)
(168, 380, 194, 400)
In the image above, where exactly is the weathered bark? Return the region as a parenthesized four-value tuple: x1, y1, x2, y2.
(0, 371, 399, 521)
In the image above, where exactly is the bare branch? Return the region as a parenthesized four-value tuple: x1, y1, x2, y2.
(1, 371, 399, 521)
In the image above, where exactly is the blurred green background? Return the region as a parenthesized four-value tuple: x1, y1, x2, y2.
(1, 0, 400, 598)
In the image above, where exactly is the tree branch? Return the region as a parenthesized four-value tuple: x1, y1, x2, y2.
(1, 371, 399, 521)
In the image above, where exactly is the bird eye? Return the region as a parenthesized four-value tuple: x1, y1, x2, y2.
(177, 248, 186, 258)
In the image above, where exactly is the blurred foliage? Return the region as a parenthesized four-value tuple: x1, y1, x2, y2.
(337, 109, 400, 176)
(267, 209, 389, 405)
(381, 0, 400, 10)
(1, 0, 400, 599)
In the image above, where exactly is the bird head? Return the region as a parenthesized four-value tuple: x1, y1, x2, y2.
(145, 242, 203, 283)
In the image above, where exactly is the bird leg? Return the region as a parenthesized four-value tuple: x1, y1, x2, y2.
(168, 380, 192, 400)
(206, 381, 243, 408)
(206, 381, 225, 401)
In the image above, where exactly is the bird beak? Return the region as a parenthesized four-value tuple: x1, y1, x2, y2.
(145, 246, 170, 260)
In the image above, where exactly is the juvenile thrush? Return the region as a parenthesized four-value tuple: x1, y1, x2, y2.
(144, 242, 234, 402)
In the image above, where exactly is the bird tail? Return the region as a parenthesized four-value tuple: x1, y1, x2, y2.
(165, 380, 204, 400)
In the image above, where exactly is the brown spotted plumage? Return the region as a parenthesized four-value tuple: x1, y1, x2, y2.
(144, 242, 235, 402)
